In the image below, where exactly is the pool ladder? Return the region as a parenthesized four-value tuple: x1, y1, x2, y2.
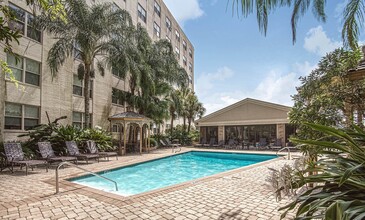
(55, 161, 118, 194)
(276, 147, 292, 160)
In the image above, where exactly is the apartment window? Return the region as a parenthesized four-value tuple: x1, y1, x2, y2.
(175, 47, 180, 58)
(72, 111, 91, 128)
(73, 75, 93, 98)
(166, 35, 171, 43)
(183, 40, 187, 51)
(189, 62, 193, 72)
(73, 75, 83, 96)
(166, 16, 171, 31)
(8, 4, 41, 42)
(153, 22, 160, 38)
(183, 56, 187, 66)
(112, 3, 120, 11)
(7, 53, 40, 86)
(74, 42, 82, 60)
(112, 124, 120, 132)
(188, 75, 193, 84)
(175, 30, 180, 42)
(189, 48, 193, 58)
(112, 88, 124, 106)
(5, 103, 39, 130)
(154, 1, 161, 17)
(137, 4, 147, 23)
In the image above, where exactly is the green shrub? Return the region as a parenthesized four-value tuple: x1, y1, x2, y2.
(81, 126, 114, 151)
(279, 123, 365, 219)
(149, 137, 157, 147)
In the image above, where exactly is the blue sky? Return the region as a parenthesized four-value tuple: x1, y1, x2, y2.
(164, 1, 354, 115)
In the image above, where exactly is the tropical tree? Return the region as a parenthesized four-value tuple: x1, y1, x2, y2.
(36, 0, 132, 128)
(185, 92, 206, 132)
(289, 47, 363, 163)
(231, 0, 365, 49)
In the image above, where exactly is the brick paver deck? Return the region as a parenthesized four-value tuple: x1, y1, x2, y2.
(0, 148, 297, 219)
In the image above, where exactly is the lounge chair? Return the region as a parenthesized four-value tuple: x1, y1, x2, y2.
(271, 138, 283, 151)
(86, 140, 118, 161)
(165, 138, 181, 147)
(38, 142, 77, 164)
(65, 141, 99, 164)
(209, 137, 218, 148)
(3, 142, 48, 175)
(226, 139, 237, 149)
(257, 138, 268, 150)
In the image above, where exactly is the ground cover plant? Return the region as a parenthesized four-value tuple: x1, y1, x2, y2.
(269, 123, 365, 220)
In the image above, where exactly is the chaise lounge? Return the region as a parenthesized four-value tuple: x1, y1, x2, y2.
(38, 142, 77, 164)
(65, 141, 99, 164)
(86, 140, 118, 161)
(3, 143, 48, 175)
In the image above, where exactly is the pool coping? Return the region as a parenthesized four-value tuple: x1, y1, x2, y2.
(43, 149, 286, 206)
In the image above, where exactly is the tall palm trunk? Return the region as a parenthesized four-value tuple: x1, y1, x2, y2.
(170, 114, 174, 137)
(183, 116, 186, 132)
(187, 118, 192, 133)
(84, 64, 91, 128)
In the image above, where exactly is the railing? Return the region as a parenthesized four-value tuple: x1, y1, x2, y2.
(55, 161, 118, 194)
(172, 145, 182, 153)
(276, 147, 292, 160)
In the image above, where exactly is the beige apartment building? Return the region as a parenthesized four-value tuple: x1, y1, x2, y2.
(0, 0, 194, 141)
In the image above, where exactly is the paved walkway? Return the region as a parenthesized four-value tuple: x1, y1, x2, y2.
(0, 148, 297, 219)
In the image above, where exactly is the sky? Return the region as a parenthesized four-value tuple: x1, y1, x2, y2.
(163, 1, 361, 115)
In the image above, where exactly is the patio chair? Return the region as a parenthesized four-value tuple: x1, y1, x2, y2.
(225, 139, 236, 149)
(86, 140, 118, 161)
(38, 142, 77, 164)
(65, 141, 99, 164)
(257, 138, 268, 150)
(270, 138, 283, 151)
(209, 137, 218, 148)
(3, 142, 48, 175)
(165, 138, 181, 147)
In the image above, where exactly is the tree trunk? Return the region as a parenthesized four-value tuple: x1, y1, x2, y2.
(183, 116, 186, 132)
(170, 113, 174, 138)
(187, 118, 191, 133)
(84, 64, 91, 128)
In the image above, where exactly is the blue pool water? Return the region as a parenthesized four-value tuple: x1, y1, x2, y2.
(70, 151, 276, 196)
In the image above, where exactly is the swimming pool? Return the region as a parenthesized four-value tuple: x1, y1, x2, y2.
(70, 151, 277, 196)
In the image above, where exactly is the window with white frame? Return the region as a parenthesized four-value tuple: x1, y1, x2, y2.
(175, 30, 180, 42)
(183, 56, 187, 66)
(189, 62, 193, 72)
(153, 22, 160, 38)
(154, 1, 161, 17)
(8, 3, 41, 42)
(189, 48, 193, 58)
(74, 42, 82, 60)
(112, 124, 120, 133)
(7, 53, 40, 86)
(137, 3, 147, 23)
(72, 111, 92, 128)
(175, 47, 180, 58)
(166, 16, 171, 31)
(5, 102, 39, 130)
(166, 35, 171, 42)
(183, 40, 187, 51)
(73, 75, 93, 98)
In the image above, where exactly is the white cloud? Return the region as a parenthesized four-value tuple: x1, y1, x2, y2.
(304, 26, 342, 56)
(164, 0, 204, 26)
(252, 71, 299, 106)
(292, 61, 317, 76)
(195, 66, 234, 96)
(197, 62, 316, 115)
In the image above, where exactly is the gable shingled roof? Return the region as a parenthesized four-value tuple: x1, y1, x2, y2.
(196, 98, 291, 124)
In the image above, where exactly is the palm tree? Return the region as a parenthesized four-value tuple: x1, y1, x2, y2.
(186, 92, 206, 132)
(232, 0, 364, 49)
(37, 0, 132, 128)
(177, 87, 191, 132)
(167, 89, 181, 136)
